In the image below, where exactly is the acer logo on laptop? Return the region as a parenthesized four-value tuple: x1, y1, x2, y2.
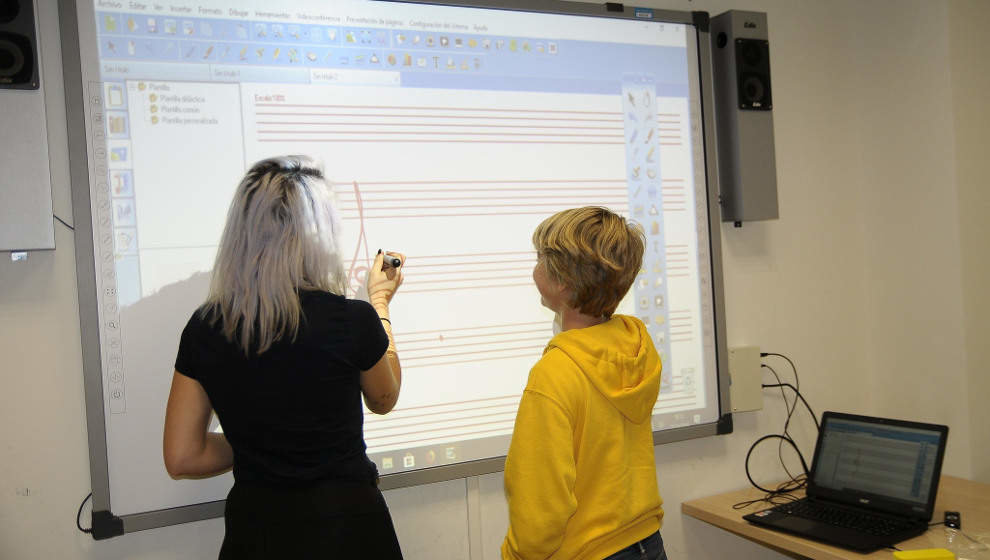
(859, 498, 871, 505)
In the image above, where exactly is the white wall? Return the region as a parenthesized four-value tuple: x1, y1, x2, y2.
(2, 0, 988, 558)
(948, 0, 990, 486)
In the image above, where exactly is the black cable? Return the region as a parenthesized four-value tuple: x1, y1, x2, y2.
(761, 382, 820, 430)
(762, 364, 801, 484)
(76, 492, 93, 534)
(54, 214, 75, 231)
(743, 434, 811, 494)
(761, 352, 798, 391)
(740, 352, 820, 503)
(733, 476, 806, 509)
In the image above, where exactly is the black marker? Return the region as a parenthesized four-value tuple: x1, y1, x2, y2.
(381, 250, 401, 269)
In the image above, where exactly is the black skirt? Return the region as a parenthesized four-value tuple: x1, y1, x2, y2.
(219, 479, 403, 559)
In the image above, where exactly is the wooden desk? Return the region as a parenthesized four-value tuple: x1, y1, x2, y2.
(682, 475, 990, 560)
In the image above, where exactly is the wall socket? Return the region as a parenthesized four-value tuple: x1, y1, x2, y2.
(729, 346, 764, 412)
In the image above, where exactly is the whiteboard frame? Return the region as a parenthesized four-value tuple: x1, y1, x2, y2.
(61, 0, 731, 537)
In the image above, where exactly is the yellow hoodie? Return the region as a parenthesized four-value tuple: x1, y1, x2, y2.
(501, 315, 663, 560)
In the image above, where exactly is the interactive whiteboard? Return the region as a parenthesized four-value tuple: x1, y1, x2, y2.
(63, 0, 731, 536)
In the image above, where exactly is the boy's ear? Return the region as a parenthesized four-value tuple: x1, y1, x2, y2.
(554, 281, 573, 307)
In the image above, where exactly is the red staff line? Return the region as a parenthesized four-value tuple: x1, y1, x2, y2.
(404, 352, 540, 370)
(255, 103, 622, 115)
(400, 259, 534, 268)
(402, 265, 532, 274)
(402, 274, 532, 286)
(366, 418, 518, 441)
(403, 336, 548, 354)
(401, 327, 549, 344)
(353, 179, 624, 185)
(399, 321, 546, 336)
(365, 401, 519, 425)
(385, 394, 521, 413)
(255, 112, 622, 122)
(342, 211, 626, 219)
(402, 282, 536, 294)
(257, 121, 622, 130)
(260, 139, 626, 144)
(339, 187, 626, 194)
(403, 344, 545, 361)
(341, 197, 625, 207)
(340, 202, 625, 212)
(408, 251, 535, 258)
(365, 410, 518, 434)
(367, 425, 514, 447)
(373, 426, 515, 448)
(341, 201, 627, 210)
(258, 130, 624, 138)
(340, 194, 628, 201)
(407, 267, 532, 277)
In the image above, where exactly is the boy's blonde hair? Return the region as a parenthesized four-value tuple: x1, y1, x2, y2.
(532, 206, 645, 318)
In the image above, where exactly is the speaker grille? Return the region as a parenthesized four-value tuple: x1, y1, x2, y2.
(734, 39, 771, 110)
(0, 0, 38, 89)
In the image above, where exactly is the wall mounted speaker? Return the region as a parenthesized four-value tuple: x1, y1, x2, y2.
(0, 0, 40, 89)
(710, 10, 777, 225)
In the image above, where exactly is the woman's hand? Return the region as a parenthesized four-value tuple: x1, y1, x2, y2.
(367, 250, 405, 311)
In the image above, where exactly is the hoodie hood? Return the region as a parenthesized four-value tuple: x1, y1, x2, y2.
(545, 315, 661, 423)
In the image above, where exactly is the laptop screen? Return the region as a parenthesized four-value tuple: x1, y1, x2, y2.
(811, 414, 947, 516)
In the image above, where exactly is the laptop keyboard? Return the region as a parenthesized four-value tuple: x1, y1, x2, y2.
(771, 500, 918, 536)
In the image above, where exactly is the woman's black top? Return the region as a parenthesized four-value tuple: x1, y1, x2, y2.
(174, 290, 389, 487)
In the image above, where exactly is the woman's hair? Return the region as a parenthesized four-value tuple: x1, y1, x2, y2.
(532, 206, 645, 318)
(203, 155, 347, 355)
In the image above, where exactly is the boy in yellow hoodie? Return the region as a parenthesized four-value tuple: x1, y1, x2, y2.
(502, 207, 667, 560)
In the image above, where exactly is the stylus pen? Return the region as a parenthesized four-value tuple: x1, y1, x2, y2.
(381, 251, 401, 269)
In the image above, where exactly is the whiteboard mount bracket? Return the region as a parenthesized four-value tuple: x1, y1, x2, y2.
(717, 413, 734, 435)
(91, 510, 124, 540)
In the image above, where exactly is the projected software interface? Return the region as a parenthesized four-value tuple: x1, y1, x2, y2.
(87, 1, 718, 514)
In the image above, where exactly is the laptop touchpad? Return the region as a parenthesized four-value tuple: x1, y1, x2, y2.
(777, 517, 820, 532)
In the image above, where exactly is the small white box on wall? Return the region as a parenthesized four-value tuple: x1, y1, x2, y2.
(729, 346, 764, 412)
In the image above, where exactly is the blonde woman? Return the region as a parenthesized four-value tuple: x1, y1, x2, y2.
(163, 156, 405, 559)
(502, 207, 667, 560)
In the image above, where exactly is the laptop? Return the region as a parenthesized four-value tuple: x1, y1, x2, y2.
(743, 411, 949, 552)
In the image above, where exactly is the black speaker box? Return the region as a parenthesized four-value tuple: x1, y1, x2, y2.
(0, 0, 40, 89)
(710, 10, 778, 225)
